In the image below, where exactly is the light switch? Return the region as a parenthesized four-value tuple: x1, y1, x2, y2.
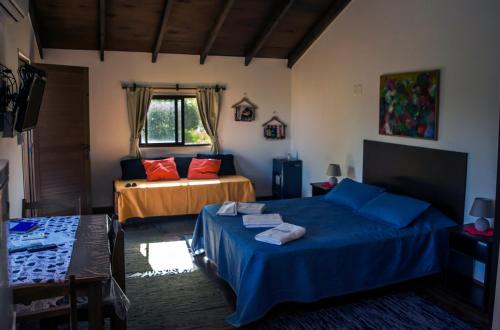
(353, 84, 363, 96)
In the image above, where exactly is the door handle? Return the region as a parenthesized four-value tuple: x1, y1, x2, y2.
(82, 144, 90, 160)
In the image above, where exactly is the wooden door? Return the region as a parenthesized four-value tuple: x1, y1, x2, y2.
(29, 64, 90, 216)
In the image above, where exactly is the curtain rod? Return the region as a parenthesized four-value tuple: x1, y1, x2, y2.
(121, 83, 226, 91)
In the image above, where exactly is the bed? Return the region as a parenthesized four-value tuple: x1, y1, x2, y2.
(191, 140, 468, 327)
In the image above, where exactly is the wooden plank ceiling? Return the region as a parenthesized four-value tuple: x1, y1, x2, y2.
(30, 0, 350, 67)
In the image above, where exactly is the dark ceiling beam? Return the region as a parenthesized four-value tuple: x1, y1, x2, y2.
(244, 0, 294, 66)
(287, 0, 350, 68)
(28, 0, 43, 59)
(200, 0, 235, 65)
(98, 0, 106, 61)
(152, 0, 174, 63)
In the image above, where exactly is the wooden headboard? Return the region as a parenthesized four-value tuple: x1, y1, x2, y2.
(363, 140, 468, 224)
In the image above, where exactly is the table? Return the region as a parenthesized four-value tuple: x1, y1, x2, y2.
(445, 226, 495, 314)
(11, 214, 111, 330)
(310, 182, 334, 196)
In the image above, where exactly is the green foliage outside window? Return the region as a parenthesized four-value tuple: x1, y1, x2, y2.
(184, 98, 210, 145)
(141, 97, 210, 145)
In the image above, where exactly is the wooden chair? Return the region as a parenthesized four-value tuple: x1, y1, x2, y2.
(106, 217, 127, 330)
(17, 217, 127, 330)
(75, 217, 126, 330)
(15, 275, 80, 330)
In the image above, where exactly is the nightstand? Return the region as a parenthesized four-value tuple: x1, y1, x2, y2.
(445, 226, 495, 313)
(310, 182, 334, 196)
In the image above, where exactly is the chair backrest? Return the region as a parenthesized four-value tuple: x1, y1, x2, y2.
(69, 275, 78, 330)
(15, 275, 80, 329)
(22, 198, 82, 217)
(109, 218, 125, 291)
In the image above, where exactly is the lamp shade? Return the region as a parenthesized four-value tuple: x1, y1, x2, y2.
(469, 198, 495, 218)
(326, 164, 341, 177)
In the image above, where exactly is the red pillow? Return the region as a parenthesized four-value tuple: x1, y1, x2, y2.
(187, 158, 221, 179)
(141, 158, 180, 181)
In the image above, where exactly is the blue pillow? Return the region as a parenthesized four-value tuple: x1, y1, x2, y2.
(120, 158, 146, 180)
(323, 178, 385, 210)
(357, 192, 431, 228)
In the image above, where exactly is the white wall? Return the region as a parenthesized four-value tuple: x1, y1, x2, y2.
(492, 83, 500, 330)
(38, 51, 291, 207)
(290, 0, 500, 223)
(0, 15, 36, 218)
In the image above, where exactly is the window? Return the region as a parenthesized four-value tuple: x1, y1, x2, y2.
(141, 96, 211, 146)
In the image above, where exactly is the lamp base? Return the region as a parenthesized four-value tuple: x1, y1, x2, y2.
(328, 176, 338, 185)
(474, 217, 490, 232)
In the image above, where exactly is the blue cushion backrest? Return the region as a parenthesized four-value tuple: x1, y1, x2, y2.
(323, 178, 385, 210)
(174, 157, 193, 178)
(196, 154, 236, 176)
(120, 158, 146, 180)
(120, 157, 193, 180)
(357, 192, 431, 229)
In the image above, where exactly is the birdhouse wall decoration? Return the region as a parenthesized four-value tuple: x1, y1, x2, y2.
(263, 116, 286, 140)
(232, 97, 257, 122)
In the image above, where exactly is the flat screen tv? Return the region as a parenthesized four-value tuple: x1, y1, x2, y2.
(15, 73, 46, 132)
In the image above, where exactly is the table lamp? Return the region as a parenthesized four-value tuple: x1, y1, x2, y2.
(326, 164, 341, 185)
(470, 197, 494, 232)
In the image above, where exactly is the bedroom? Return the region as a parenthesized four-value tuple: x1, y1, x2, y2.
(0, 0, 499, 329)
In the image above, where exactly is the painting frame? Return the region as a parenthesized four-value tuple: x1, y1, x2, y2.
(379, 69, 440, 140)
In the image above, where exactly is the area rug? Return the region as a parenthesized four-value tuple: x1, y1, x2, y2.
(123, 222, 479, 330)
(126, 271, 233, 330)
(255, 293, 477, 329)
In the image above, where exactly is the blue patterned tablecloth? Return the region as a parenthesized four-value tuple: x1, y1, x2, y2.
(8, 216, 80, 286)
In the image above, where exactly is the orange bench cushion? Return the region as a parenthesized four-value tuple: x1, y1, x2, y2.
(114, 175, 256, 223)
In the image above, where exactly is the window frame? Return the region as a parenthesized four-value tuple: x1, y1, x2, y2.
(140, 95, 210, 147)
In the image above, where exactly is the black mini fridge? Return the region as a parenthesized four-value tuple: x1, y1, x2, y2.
(272, 159, 302, 199)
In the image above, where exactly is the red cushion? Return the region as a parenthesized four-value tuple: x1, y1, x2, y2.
(187, 158, 221, 179)
(141, 158, 180, 181)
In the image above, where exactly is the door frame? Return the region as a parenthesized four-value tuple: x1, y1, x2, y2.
(22, 63, 91, 216)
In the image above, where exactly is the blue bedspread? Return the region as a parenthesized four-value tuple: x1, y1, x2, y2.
(191, 197, 455, 327)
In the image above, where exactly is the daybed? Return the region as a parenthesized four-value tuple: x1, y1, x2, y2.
(114, 154, 255, 223)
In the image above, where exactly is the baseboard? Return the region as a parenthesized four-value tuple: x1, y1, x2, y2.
(92, 206, 114, 215)
(256, 196, 277, 201)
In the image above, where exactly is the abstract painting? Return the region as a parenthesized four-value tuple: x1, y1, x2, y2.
(379, 70, 440, 140)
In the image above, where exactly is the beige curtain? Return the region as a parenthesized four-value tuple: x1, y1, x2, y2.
(196, 88, 222, 153)
(126, 87, 153, 157)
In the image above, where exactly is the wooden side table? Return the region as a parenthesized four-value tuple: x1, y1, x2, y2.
(310, 182, 334, 196)
(445, 226, 495, 314)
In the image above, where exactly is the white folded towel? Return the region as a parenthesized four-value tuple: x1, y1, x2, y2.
(237, 202, 266, 215)
(255, 223, 306, 245)
(242, 213, 283, 228)
(217, 201, 266, 216)
(216, 201, 238, 216)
